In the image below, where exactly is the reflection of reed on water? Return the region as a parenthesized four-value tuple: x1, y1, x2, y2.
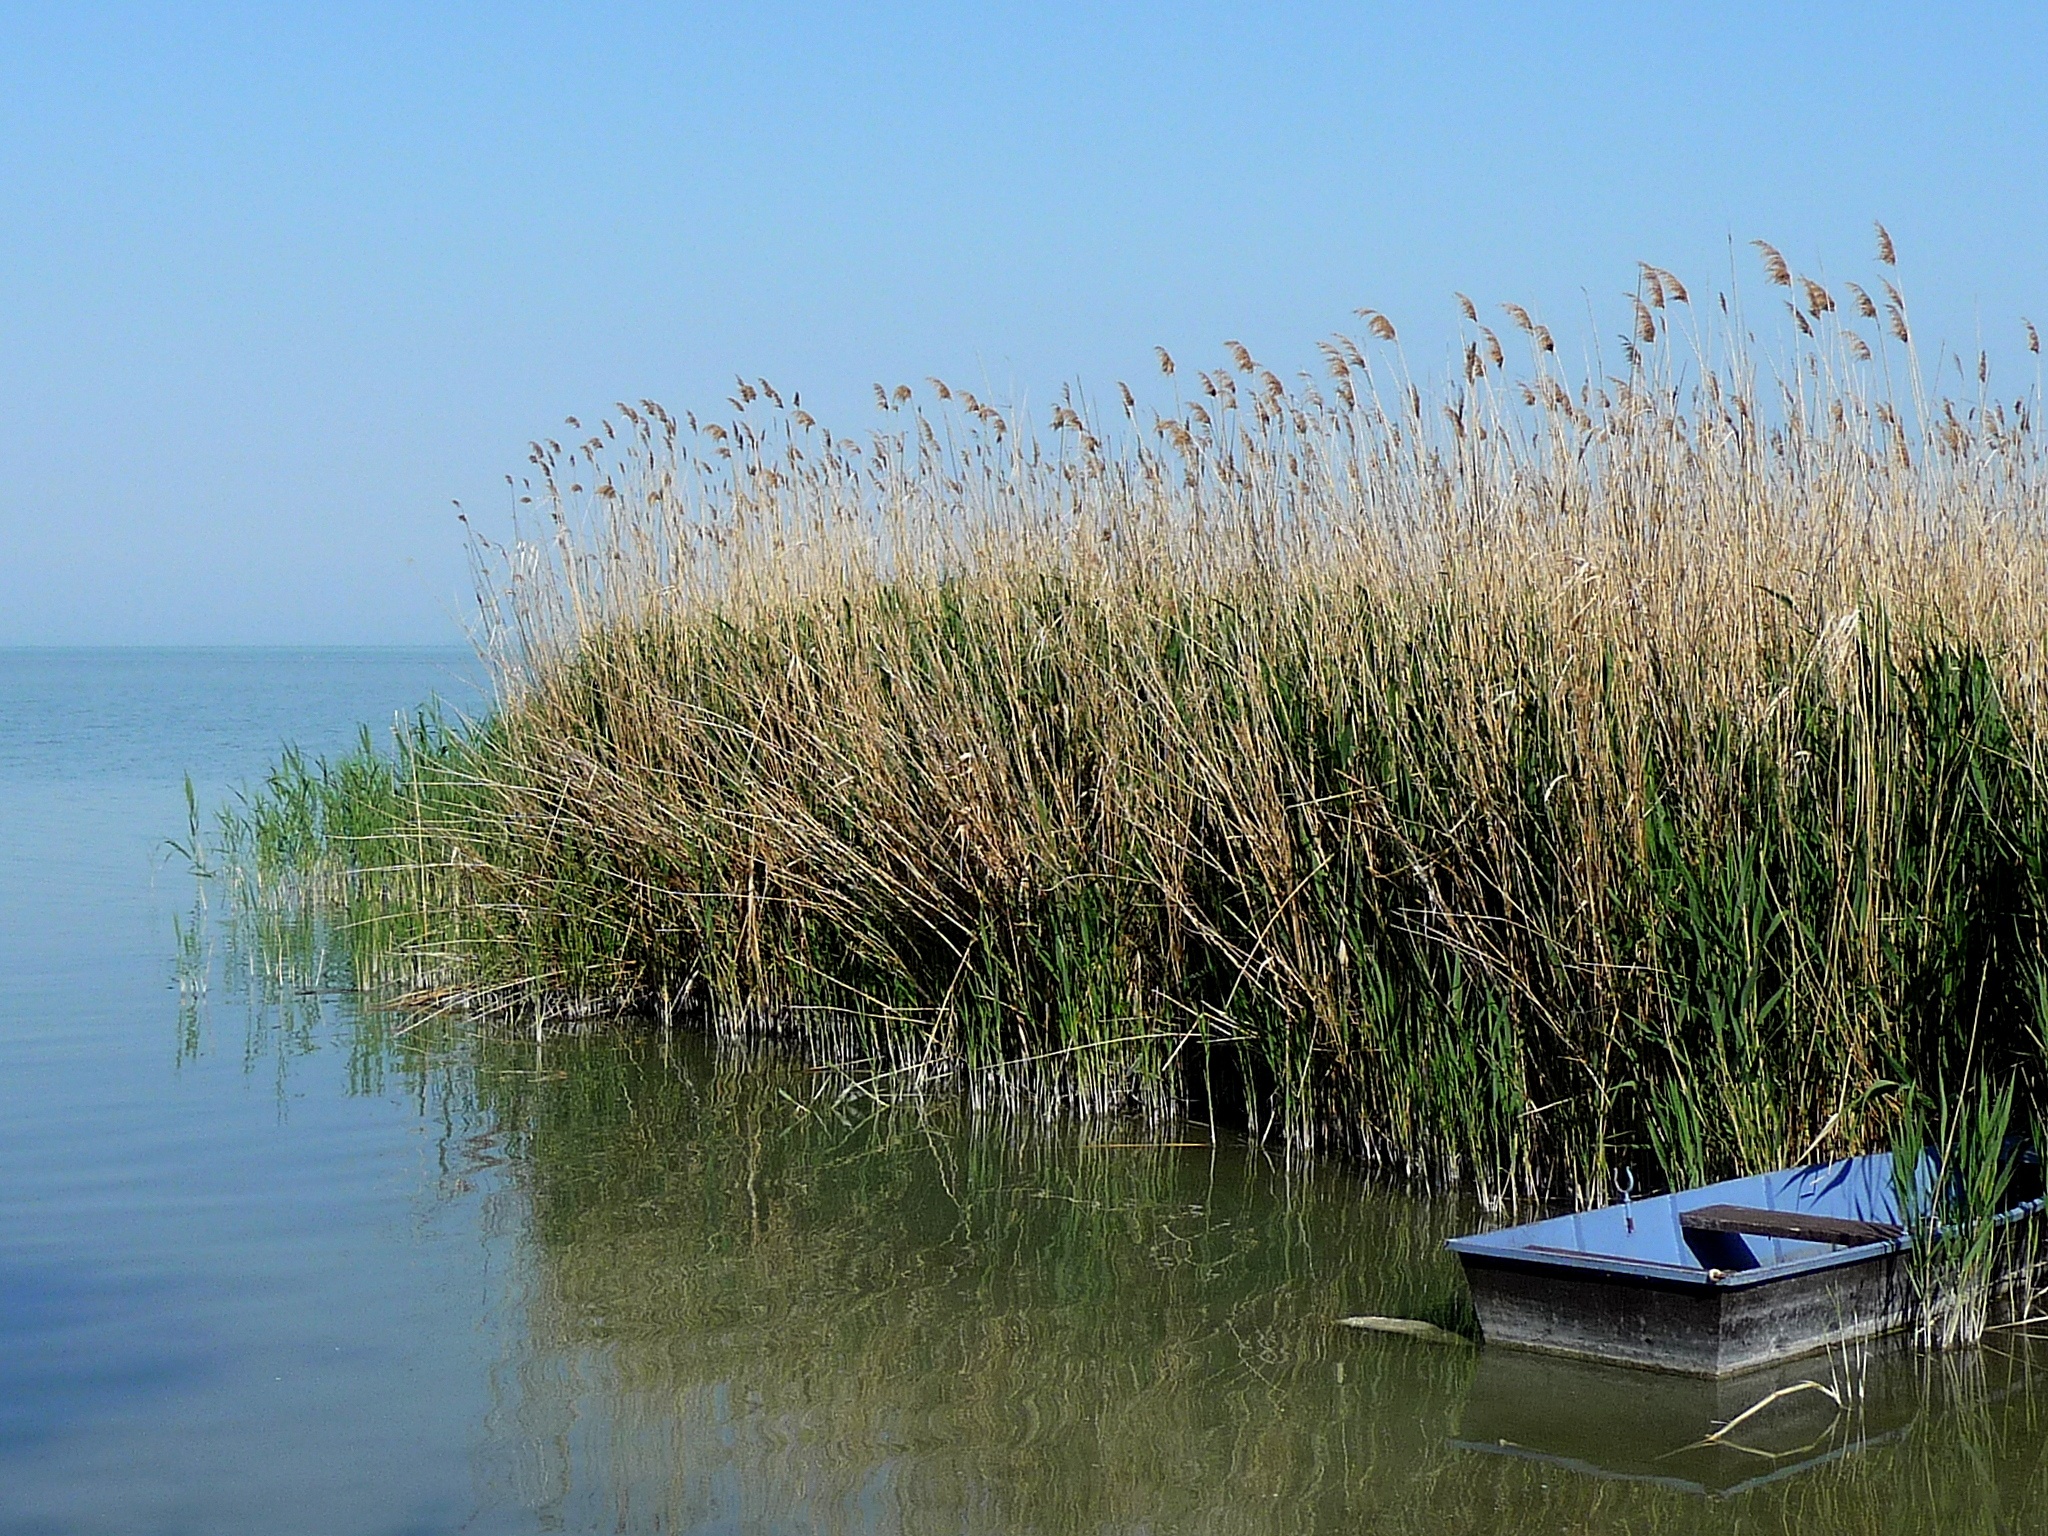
(470, 1028, 1475, 1532)
(462, 1029, 2048, 1534)
(175, 903, 2048, 1532)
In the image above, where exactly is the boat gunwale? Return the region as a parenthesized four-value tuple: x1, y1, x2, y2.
(1446, 1190, 2045, 1290)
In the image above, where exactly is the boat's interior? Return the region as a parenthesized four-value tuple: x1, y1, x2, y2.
(1457, 1156, 1908, 1276)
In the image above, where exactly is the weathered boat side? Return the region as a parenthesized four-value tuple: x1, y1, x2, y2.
(1446, 1153, 1943, 1375)
(1460, 1247, 1910, 1375)
(1458, 1257, 1723, 1374)
(1712, 1250, 1912, 1373)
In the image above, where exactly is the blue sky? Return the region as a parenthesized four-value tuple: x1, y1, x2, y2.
(3, 3, 2044, 643)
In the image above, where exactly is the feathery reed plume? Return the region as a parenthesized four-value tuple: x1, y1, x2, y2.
(1455, 292, 1478, 322)
(1876, 221, 1897, 265)
(1357, 310, 1398, 342)
(1754, 240, 1792, 286)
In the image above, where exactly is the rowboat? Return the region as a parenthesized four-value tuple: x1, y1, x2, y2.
(1446, 1152, 2042, 1376)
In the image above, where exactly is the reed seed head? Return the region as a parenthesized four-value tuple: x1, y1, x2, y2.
(1753, 240, 1792, 287)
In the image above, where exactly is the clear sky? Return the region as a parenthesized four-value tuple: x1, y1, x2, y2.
(3, 3, 2044, 644)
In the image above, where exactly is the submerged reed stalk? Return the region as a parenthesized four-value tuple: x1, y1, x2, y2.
(222, 239, 2048, 1207)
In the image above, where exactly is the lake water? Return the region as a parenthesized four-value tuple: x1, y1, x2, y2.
(5, 648, 2048, 1533)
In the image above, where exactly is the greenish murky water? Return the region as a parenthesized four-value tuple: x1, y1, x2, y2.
(5, 649, 2048, 1533)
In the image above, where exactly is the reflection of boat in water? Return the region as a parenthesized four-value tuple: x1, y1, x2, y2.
(1451, 1345, 1921, 1497)
(1446, 1153, 2044, 1375)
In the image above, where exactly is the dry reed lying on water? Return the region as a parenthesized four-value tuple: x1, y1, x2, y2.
(224, 234, 2048, 1206)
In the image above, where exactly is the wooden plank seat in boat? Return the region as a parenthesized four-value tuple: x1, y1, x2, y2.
(1677, 1204, 1902, 1247)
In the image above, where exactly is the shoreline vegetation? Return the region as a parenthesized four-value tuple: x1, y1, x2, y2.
(216, 234, 2048, 1213)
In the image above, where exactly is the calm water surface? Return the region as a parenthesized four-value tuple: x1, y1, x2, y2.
(4, 648, 2047, 1534)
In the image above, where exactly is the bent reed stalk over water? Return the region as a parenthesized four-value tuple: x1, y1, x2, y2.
(223, 234, 2048, 1209)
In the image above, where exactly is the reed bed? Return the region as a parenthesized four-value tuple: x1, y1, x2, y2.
(224, 234, 2048, 1207)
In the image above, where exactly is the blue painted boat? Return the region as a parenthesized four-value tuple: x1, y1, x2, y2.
(1447, 1152, 2043, 1375)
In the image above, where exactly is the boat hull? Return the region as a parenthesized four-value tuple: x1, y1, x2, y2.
(1446, 1153, 2044, 1375)
(1458, 1246, 1910, 1376)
